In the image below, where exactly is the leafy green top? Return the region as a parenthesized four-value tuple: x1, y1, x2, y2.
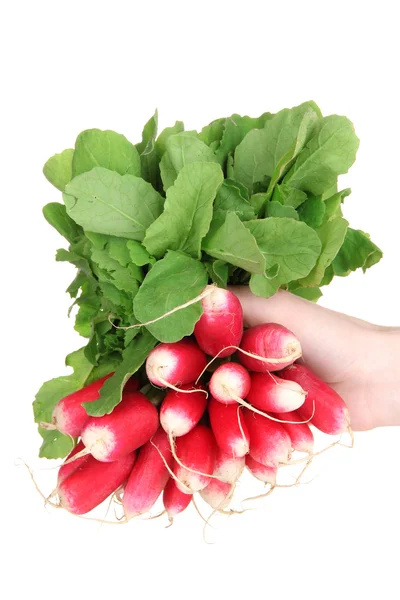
(36, 102, 382, 458)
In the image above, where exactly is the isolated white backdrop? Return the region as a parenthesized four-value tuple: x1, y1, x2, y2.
(3, 1, 399, 599)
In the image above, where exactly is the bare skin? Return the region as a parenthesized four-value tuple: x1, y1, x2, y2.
(230, 287, 400, 431)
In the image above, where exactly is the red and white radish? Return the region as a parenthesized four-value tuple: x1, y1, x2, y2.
(57, 441, 88, 486)
(200, 479, 233, 510)
(173, 425, 216, 494)
(163, 478, 192, 519)
(244, 410, 291, 467)
(45, 374, 112, 437)
(57, 451, 136, 515)
(213, 448, 245, 484)
(123, 375, 140, 393)
(273, 411, 314, 453)
(122, 427, 173, 519)
(247, 372, 306, 413)
(208, 398, 250, 458)
(81, 392, 158, 462)
(238, 323, 302, 372)
(194, 287, 243, 357)
(145, 339, 207, 389)
(279, 364, 349, 435)
(209, 362, 251, 405)
(160, 384, 207, 438)
(246, 455, 277, 486)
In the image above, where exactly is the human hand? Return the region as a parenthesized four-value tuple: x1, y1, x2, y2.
(230, 287, 400, 431)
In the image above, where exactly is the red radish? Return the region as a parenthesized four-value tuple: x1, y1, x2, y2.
(145, 339, 207, 388)
(81, 392, 158, 462)
(273, 411, 314, 453)
(163, 478, 192, 519)
(194, 287, 243, 357)
(238, 323, 302, 372)
(246, 455, 277, 486)
(247, 372, 306, 413)
(122, 427, 173, 519)
(213, 449, 245, 484)
(208, 398, 250, 458)
(209, 362, 251, 405)
(279, 364, 349, 435)
(57, 441, 88, 485)
(244, 410, 291, 467)
(123, 376, 140, 393)
(173, 425, 216, 494)
(160, 384, 207, 438)
(45, 374, 113, 437)
(57, 451, 136, 515)
(200, 479, 233, 509)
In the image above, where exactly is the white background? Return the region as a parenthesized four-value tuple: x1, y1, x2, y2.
(3, 1, 399, 599)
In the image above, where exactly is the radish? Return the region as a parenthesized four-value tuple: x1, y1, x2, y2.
(173, 425, 216, 494)
(194, 287, 243, 357)
(200, 479, 233, 509)
(213, 449, 245, 484)
(209, 362, 251, 405)
(273, 411, 314, 453)
(163, 478, 192, 519)
(238, 323, 302, 372)
(279, 364, 349, 435)
(145, 339, 207, 389)
(123, 375, 140, 393)
(246, 372, 306, 413)
(208, 398, 250, 458)
(122, 427, 173, 519)
(57, 441, 88, 485)
(246, 455, 277, 486)
(43, 374, 113, 437)
(160, 383, 207, 439)
(244, 410, 291, 467)
(81, 392, 158, 462)
(57, 451, 136, 515)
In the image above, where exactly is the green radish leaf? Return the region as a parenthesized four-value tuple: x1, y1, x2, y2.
(249, 193, 268, 216)
(207, 260, 229, 288)
(64, 167, 164, 240)
(285, 115, 360, 195)
(297, 196, 326, 228)
(144, 162, 224, 259)
(332, 228, 383, 276)
(159, 133, 219, 190)
(135, 110, 159, 186)
(72, 129, 141, 177)
(198, 118, 225, 148)
(83, 331, 157, 417)
(290, 286, 323, 302)
(213, 179, 256, 221)
(202, 211, 266, 274)
(43, 202, 83, 243)
(249, 273, 280, 298)
(323, 188, 351, 222)
(299, 217, 349, 287)
(215, 113, 273, 165)
(126, 240, 154, 266)
(265, 201, 299, 220)
(245, 217, 321, 285)
(133, 251, 208, 342)
(43, 149, 74, 191)
(272, 184, 307, 209)
(155, 121, 185, 155)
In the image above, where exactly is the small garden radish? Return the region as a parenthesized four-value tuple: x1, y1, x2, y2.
(245, 455, 277, 486)
(173, 425, 216, 494)
(122, 427, 173, 519)
(163, 478, 192, 520)
(57, 451, 136, 515)
(160, 384, 207, 439)
(208, 398, 250, 458)
(43, 374, 113, 437)
(200, 479, 233, 510)
(246, 372, 306, 413)
(238, 323, 302, 372)
(273, 411, 314, 453)
(279, 364, 349, 435)
(209, 363, 251, 405)
(57, 441, 88, 485)
(213, 449, 245, 484)
(81, 392, 158, 462)
(194, 287, 243, 357)
(145, 339, 207, 388)
(244, 410, 292, 467)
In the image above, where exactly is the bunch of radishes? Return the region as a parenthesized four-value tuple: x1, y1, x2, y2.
(46, 287, 350, 523)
